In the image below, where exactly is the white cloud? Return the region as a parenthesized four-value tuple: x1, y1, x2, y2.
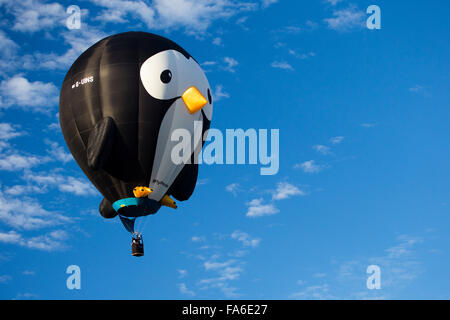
(0, 274, 12, 283)
(313, 144, 332, 155)
(0, 31, 19, 57)
(261, 0, 277, 8)
(271, 61, 294, 70)
(276, 25, 302, 34)
(201, 61, 217, 67)
(0, 230, 22, 243)
(0, 141, 10, 152)
(330, 136, 344, 144)
(272, 182, 305, 200)
(212, 37, 223, 46)
(199, 258, 243, 297)
(4, 185, 44, 196)
(178, 269, 187, 278)
(0, 123, 24, 140)
(92, 0, 156, 26)
(223, 57, 238, 72)
(184, 229, 261, 297)
(92, 0, 256, 34)
(0, 191, 70, 230)
(213, 85, 230, 102)
(204, 259, 235, 271)
(290, 234, 426, 299)
(289, 50, 316, 60)
(0, 229, 68, 251)
(25, 28, 106, 71)
(324, 5, 365, 31)
(225, 183, 240, 196)
(45, 140, 72, 163)
(246, 198, 279, 217)
(231, 230, 260, 247)
(25, 230, 68, 251)
(409, 85, 423, 93)
(290, 283, 335, 300)
(47, 122, 60, 131)
(1, 0, 66, 33)
(0, 154, 44, 171)
(24, 172, 97, 196)
(197, 178, 209, 186)
(324, 0, 343, 5)
(294, 160, 324, 173)
(178, 283, 195, 296)
(191, 236, 205, 242)
(22, 270, 35, 275)
(14, 292, 38, 299)
(0, 75, 58, 112)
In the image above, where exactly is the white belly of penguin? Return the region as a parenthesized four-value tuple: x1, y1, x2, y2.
(148, 98, 203, 201)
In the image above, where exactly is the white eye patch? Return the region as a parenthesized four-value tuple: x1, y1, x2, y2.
(140, 50, 213, 121)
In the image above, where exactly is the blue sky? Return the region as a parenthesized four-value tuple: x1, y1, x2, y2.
(0, 0, 449, 299)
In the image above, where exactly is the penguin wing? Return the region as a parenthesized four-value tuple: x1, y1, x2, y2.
(99, 197, 117, 219)
(87, 117, 117, 170)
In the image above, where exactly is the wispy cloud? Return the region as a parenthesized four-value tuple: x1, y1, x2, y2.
(91, 0, 257, 34)
(330, 136, 344, 144)
(212, 37, 223, 46)
(0, 123, 25, 140)
(0, 75, 58, 112)
(225, 183, 241, 196)
(180, 228, 261, 298)
(0, 191, 70, 230)
(0, 31, 19, 57)
(271, 61, 294, 70)
(22, 171, 98, 196)
(324, 0, 343, 6)
(289, 50, 316, 60)
(178, 269, 187, 278)
(290, 234, 427, 299)
(45, 140, 73, 163)
(246, 198, 279, 217)
(1, 0, 66, 33)
(199, 258, 243, 297)
(0, 274, 12, 283)
(0, 154, 46, 171)
(24, 28, 106, 71)
(272, 182, 306, 200)
(223, 57, 239, 72)
(313, 144, 332, 155)
(290, 283, 335, 300)
(409, 85, 424, 93)
(22, 270, 35, 276)
(324, 5, 365, 31)
(261, 0, 278, 9)
(231, 230, 260, 247)
(178, 283, 195, 296)
(294, 160, 325, 173)
(25, 229, 69, 251)
(0, 229, 69, 251)
(191, 236, 206, 243)
(213, 85, 230, 102)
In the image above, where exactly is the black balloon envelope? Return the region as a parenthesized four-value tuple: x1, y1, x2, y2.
(59, 32, 213, 237)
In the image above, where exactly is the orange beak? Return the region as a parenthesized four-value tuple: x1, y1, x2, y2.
(181, 86, 208, 114)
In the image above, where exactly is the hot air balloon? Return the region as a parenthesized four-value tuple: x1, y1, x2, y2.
(59, 32, 213, 256)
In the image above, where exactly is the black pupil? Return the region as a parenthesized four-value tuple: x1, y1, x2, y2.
(160, 70, 172, 83)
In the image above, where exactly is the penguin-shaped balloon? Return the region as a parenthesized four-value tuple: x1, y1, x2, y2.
(59, 32, 213, 233)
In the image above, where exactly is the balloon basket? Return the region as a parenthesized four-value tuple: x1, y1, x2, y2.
(132, 241, 144, 257)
